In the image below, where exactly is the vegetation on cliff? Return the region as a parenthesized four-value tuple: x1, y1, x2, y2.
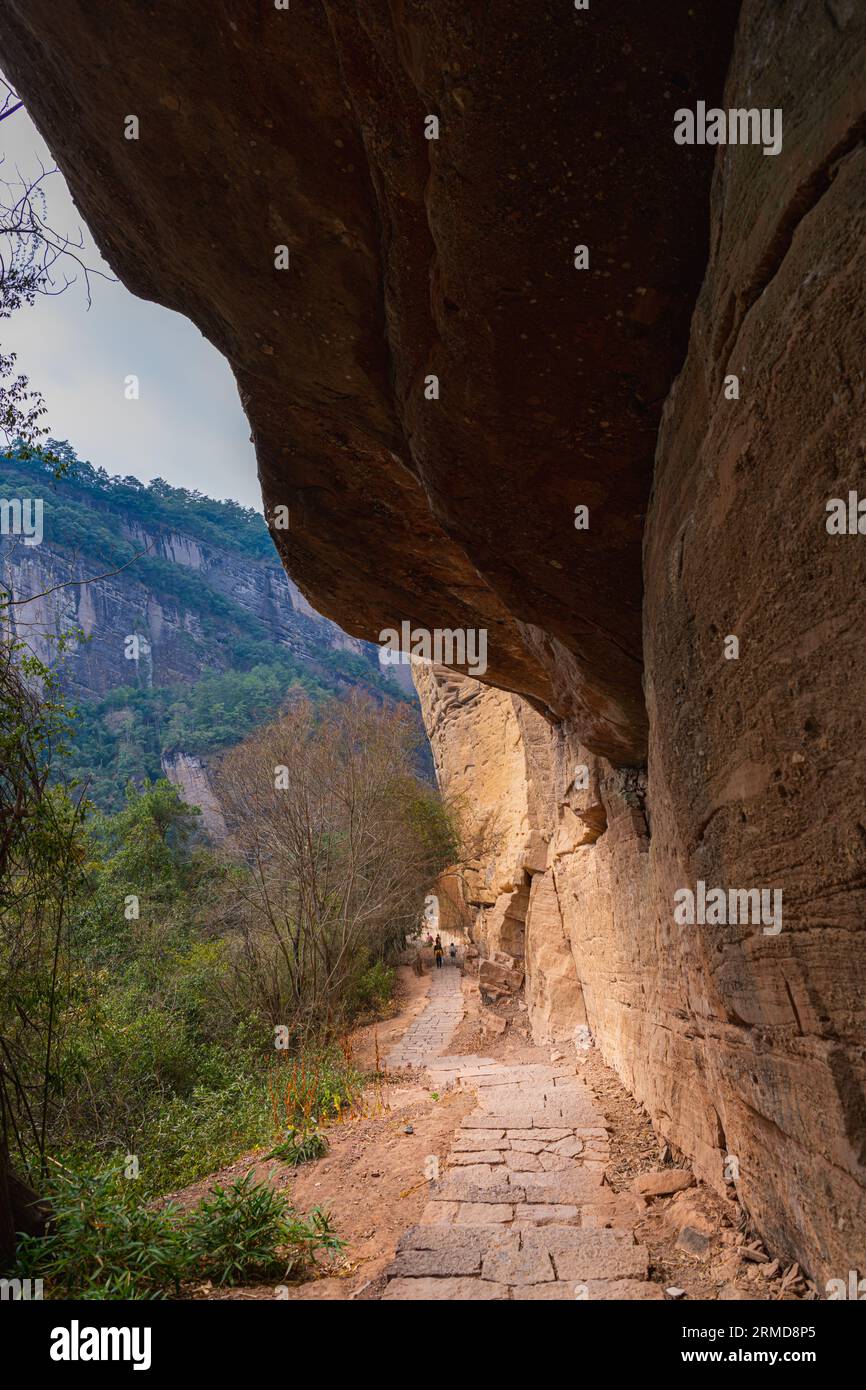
(0, 444, 415, 811)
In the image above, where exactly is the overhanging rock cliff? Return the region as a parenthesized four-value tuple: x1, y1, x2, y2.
(411, 3, 866, 1286)
(0, 0, 738, 762)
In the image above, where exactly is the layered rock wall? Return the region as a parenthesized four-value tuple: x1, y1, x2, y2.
(412, 1, 866, 1285)
(642, 0, 866, 1285)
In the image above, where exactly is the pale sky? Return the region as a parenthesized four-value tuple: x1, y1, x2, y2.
(0, 85, 262, 510)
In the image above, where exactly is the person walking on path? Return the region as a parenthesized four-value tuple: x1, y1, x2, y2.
(434, 935, 444, 969)
(449, 941, 457, 966)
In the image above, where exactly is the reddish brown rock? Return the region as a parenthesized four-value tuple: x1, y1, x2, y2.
(642, 0, 866, 1285)
(382, 1276, 507, 1301)
(632, 1170, 696, 1198)
(0, 0, 740, 763)
(478, 958, 525, 1001)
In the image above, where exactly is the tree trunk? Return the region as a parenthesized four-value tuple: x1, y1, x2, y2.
(0, 1140, 49, 1269)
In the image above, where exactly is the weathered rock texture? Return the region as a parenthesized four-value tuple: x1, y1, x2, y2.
(2, 0, 865, 1287)
(0, 0, 739, 762)
(642, 0, 866, 1285)
(411, 0, 866, 1285)
(160, 751, 227, 840)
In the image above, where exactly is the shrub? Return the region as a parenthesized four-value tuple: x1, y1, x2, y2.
(186, 1172, 341, 1284)
(267, 1045, 364, 1136)
(13, 1165, 342, 1298)
(13, 1167, 187, 1300)
(265, 1127, 329, 1167)
(347, 959, 396, 1017)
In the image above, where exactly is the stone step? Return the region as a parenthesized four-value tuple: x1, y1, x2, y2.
(387, 1224, 649, 1293)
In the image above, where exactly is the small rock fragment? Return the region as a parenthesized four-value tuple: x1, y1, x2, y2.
(632, 1169, 695, 1198)
(676, 1225, 711, 1258)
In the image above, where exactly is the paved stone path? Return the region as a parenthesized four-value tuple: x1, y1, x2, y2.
(387, 964, 465, 1069)
(383, 975, 659, 1300)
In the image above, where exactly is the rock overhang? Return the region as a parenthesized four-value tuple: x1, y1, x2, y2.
(0, 0, 740, 763)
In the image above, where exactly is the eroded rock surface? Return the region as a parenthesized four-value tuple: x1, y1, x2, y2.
(416, 648, 866, 1285)
(643, 0, 866, 1283)
(0, 0, 738, 761)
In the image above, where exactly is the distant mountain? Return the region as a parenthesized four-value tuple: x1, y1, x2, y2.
(0, 444, 417, 819)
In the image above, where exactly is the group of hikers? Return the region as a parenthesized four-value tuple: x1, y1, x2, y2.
(426, 932, 458, 968)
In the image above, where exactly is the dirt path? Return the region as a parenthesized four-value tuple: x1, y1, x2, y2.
(174, 966, 476, 1300)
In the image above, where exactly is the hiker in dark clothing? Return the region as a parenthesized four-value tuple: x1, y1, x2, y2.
(434, 935, 444, 968)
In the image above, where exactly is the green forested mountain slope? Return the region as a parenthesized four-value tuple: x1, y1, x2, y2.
(1, 444, 414, 811)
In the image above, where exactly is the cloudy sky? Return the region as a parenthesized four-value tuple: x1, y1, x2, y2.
(1, 86, 262, 510)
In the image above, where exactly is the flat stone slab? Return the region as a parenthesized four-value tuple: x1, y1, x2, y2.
(515, 1227, 649, 1280)
(389, 1247, 482, 1278)
(418, 1201, 460, 1224)
(582, 1279, 665, 1300)
(518, 1170, 605, 1203)
(474, 1066, 573, 1085)
(512, 1204, 580, 1226)
(397, 1224, 509, 1253)
(477, 1086, 548, 1111)
(442, 1163, 498, 1183)
(461, 1113, 533, 1130)
(511, 1280, 587, 1300)
(382, 1277, 508, 1301)
(532, 1105, 602, 1126)
(507, 1128, 572, 1142)
(454, 1203, 514, 1224)
(551, 1240, 649, 1283)
(549, 1137, 585, 1157)
(520, 1224, 633, 1250)
(513, 1279, 664, 1301)
(452, 1133, 508, 1150)
(538, 1153, 578, 1172)
(481, 1234, 555, 1286)
(450, 1150, 506, 1165)
(429, 1056, 499, 1070)
(435, 1178, 524, 1204)
(505, 1150, 542, 1170)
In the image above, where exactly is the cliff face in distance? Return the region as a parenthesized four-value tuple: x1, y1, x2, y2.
(1, 452, 413, 812)
(2, 0, 864, 1285)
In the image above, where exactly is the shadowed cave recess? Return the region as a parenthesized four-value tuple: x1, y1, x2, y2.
(2, 0, 864, 1290)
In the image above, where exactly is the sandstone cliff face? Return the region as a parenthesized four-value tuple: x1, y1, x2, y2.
(411, 2, 866, 1285)
(160, 750, 228, 840)
(642, 0, 866, 1284)
(2, 0, 865, 1287)
(416, 650, 866, 1286)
